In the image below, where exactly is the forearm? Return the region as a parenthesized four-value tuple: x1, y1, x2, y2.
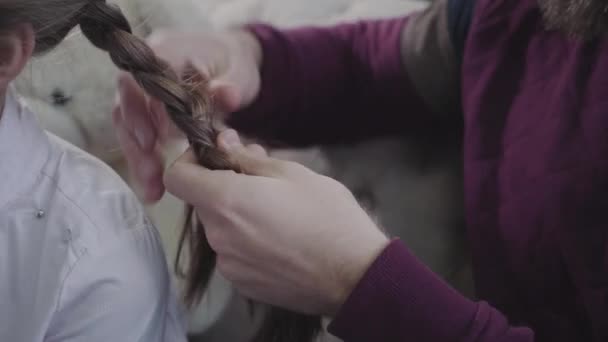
(328, 240, 534, 341)
(227, 17, 437, 148)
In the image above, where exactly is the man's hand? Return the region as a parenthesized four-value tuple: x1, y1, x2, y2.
(163, 129, 390, 316)
(113, 30, 262, 202)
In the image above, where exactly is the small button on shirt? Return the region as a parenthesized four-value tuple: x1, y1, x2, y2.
(0, 90, 188, 342)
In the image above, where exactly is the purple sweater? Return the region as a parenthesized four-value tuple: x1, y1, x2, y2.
(228, 0, 608, 341)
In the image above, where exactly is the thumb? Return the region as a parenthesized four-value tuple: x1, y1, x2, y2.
(209, 80, 242, 113)
(163, 148, 240, 207)
(218, 130, 286, 178)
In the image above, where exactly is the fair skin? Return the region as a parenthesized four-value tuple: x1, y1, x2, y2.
(0, 23, 35, 115)
(114, 30, 390, 315)
(165, 133, 389, 315)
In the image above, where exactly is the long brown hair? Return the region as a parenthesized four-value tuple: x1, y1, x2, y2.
(0, 1, 321, 341)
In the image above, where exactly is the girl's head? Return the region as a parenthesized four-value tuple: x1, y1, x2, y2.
(0, 1, 217, 150)
(0, 1, 90, 97)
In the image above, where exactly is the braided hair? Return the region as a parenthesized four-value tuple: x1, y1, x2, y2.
(1, 0, 322, 341)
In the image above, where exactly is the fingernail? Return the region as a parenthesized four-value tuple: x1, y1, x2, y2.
(221, 129, 241, 149)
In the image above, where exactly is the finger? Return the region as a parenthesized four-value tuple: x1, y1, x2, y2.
(217, 130, 313, 179)
(148, 97, 165, 132)
(216, 130, 285, 178)
(114, 106, 165, 202)
(148, 97, 185, 142)
(118, 73, 157, 152)
(163, 148, 243, 207)
(209, 81, 242, 113)
(172, 147, 197, 164)
(216, 129, 242, 151)
(231, 147, 289, 178)
(138, 147, 166, 203)
(246, 144, 268, 158)
(215, 256, 256, 285)
(113, 105, 141, 169)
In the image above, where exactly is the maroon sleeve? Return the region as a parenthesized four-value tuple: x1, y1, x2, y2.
(328, 239, 535, 341)
(226, 17, 436, 148)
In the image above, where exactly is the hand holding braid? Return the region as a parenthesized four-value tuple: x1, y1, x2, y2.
(78, 1, 321, 341)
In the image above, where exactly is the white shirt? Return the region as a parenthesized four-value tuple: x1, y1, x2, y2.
(0, 90, 188, 342)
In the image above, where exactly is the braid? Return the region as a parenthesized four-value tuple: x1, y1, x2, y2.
(80, 1, 229, 170)
(78, 2, 322, 341)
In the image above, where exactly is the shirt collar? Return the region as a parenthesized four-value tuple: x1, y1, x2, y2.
(0, 88, 51, 208)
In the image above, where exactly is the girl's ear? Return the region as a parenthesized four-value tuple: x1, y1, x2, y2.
(0, 23, 35, 88)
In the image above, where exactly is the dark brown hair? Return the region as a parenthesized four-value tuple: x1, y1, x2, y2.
(1, 1, 321, 341)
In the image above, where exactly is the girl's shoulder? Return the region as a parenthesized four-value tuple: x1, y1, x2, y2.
(41, 132, 157, 257)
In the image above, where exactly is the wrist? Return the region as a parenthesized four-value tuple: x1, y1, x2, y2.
(329, 229, 390, 316)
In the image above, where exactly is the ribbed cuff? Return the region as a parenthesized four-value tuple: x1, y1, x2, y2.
(328, 239, 478, 341)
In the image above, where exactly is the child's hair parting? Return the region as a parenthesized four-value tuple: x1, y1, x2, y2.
(0, 1, 322, 341)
